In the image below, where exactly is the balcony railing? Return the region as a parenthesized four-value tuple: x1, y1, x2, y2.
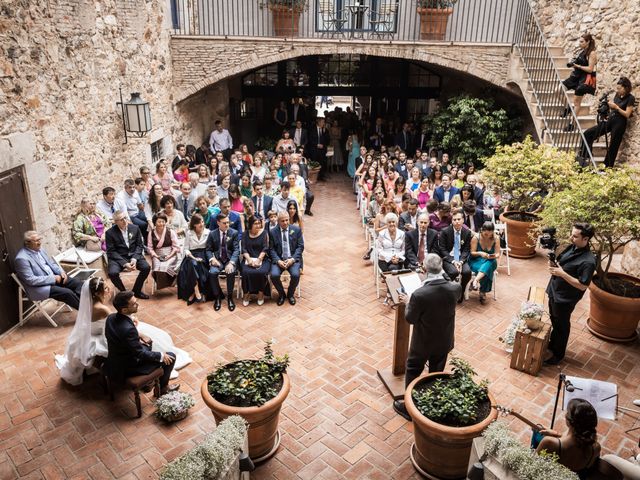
(170, 0, 523, 43)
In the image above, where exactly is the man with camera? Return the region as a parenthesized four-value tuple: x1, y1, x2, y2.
(579, 77, 635, 168)
(544, 223, 597, 365)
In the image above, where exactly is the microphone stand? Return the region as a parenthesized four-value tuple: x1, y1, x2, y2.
(550, 373, 566, 429)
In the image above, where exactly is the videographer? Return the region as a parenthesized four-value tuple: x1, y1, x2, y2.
(561, 33, 598, 132)
(544, 223, 596, 366)
(580, 77, 636, 168)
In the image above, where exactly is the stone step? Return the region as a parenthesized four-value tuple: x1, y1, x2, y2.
(519, 44, 565, 57)
(521, 55, 569, 69)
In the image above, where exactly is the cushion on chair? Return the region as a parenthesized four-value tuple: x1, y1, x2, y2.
(124, 368, 163, 389)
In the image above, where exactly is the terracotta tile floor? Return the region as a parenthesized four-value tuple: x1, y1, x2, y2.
(1, 175, 639, 479)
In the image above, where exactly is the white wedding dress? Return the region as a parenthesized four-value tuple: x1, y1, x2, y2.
(55, 281, 192, 385)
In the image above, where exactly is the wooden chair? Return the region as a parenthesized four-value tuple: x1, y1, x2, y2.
(102, 365, 163, 418)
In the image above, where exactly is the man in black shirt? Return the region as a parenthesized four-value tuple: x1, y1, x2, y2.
(545, 223, 597, 365)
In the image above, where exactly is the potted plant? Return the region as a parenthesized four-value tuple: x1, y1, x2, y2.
(416, 0, 459, 40)
(201, 341, 290, 461)
(405, 357, 497, 479)
(265, 0, 307, 38)
(483, 136, 576, 258)
(307, 159, 321, 185)
(156, 391, 195, 422)
(538, 168, 640, 342)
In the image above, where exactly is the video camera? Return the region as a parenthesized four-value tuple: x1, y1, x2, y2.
(597, 92, 610, 118)
(539, 227, 559, 266)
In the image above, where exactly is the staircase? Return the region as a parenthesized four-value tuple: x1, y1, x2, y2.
(511, 2, 602, 168)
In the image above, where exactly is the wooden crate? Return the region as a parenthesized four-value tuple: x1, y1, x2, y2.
(509, 285, 550, 376)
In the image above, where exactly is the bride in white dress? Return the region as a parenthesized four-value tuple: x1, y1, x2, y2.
(55, 277, 192, 386)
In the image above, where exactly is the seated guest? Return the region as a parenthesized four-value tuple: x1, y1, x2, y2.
(139, 165, 154, 193)
(405, 213, 438, 270)
(105, 291, 179, 395)
(376, 212, 406, 273)
(177, 213, 209, 305)
(366, 188, 386, 225)
(399, 198, 419, 232)
(239, 174, 253, 199)
(289, 163, 314, 216)
(462, 200, 485, 233)
(195, 165, 212, 196)
(174, 182, 197, 221)
(15, 230, 84, 309)
(251, 153, 267, 182)
(216, 173, 231, 200)
(117, 179, 148, 240)
(456, 184, 475, 207)
(413, 177, 431, 212)
(228, 184, 245, 214)
(206, 213, 240, 311)
(469, 221, 501, 304)
(429, 201, 452, 232)
(144, 184, 164, 226)
(206, 184, 220, 208)
(106, 211, 150, 299)
(72, 197, 110, 251)
(152, 160, 174, 196)
(287, 199, 304, 234)
(374, 200, 396, 234)
(433, 174, 460, 203)
(438, 210, 472, 302)
(171, 143, 188, 172)
(173, 159, 190, 183)
(536, 399, 601, 478)
(147, 213, 181, 290)
(97, 186, 127, 221)
(269, 211, 304, 306)
(252, 180, 273, 219)
(266, 210, 278, 230)
(213, 198, 242, 238)
(287, 172, 305, 210)
(160, 195, 187, 240)
(272, 181, 299, 214)
(241, 215, 271, 307)
(264, 174, 280, 197)
(241, 198, 256, 232)
(193, 195, 217, 228)
(466, 175, 485, 208)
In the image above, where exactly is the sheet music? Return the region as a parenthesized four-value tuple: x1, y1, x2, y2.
(399, 273, 422, 297)
(563, 376, 617, 420)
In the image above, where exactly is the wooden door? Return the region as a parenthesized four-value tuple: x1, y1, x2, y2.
(0, 167, 34, 334)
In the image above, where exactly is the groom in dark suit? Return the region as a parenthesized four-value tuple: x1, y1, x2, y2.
(269, 212, 304, 306)
(106, 211, 150, 299)
(438, 211, 473, 302)
(205, 212, 240, 311)
(105, 291, 178, 394)
(393, 254, 461, 421)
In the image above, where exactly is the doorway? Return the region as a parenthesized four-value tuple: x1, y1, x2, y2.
(0, 166, 34, 334)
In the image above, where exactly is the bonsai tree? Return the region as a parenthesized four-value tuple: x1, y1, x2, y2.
(538, 167, 640, 296)
(482, 136, 577, 213)
(423, 95, 521, 166)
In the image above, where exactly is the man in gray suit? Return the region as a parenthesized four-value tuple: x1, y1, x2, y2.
(174, 182, 197, 221)
(14, 231, 83, 309)
(393, 253, 461, 421)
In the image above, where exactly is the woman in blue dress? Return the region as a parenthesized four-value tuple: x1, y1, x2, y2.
(347, 130, 361, 178)
(469, 221, 501, 303)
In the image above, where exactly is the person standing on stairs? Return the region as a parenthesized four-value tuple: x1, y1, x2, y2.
(561, 33, 598, 132)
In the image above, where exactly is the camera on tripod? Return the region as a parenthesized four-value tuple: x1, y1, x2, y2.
(540, 227, 559, 266)
(597, 93, 610, 118)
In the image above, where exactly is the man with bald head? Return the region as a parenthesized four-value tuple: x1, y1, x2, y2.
(269, 212, 304, 306)
(405, 213, 439, 270)
(14, 231, 84, 309)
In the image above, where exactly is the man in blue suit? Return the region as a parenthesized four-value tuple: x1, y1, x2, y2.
(206, 213, 240, 311)
(251, 180, 273, 219)
(209, 198, 243, 241)
(269, 212, 304, 306)
(433, 174, 460, 203)
(14, 231, 83, 309)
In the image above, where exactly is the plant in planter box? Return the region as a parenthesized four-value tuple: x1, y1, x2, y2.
(538, 167, 640, 341)
(482, 136, 576, 258)
(416, 0, 459, 40)
(155, 391, 195, 422)
(405, 357, 497, 478)
(500, 301, 544, 351)
(201, 341, 290, 461)
(263, 0, 307, 37)
(418, 0, 459, 8)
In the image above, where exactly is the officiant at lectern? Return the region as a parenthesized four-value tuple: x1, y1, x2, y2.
(393, 254, 461, 421)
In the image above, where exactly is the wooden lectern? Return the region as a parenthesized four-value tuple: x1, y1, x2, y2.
(377, 272, 422, 400)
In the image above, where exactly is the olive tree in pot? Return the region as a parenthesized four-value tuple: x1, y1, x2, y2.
(416, 1, 459, 41)
(201, 341, 290, 462)
(483, 137, 576, 258)
(405, 357, 497, 479)
(538, 168, 640, 342)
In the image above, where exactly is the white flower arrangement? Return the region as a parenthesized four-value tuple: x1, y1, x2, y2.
(500, 301, 545, 347)
(483, 421, 578, 480)
(155, 391, 195, 421)
(519, 301, 544, 320)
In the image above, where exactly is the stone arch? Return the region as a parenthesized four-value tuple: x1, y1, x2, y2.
(172, 39, 512, 103)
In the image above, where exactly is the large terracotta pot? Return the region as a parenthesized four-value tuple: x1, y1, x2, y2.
(499, 211, 538, 259)
(417, 7, 453, 41)
(201, 373, 290, 461)
(307, 166, 321, 185)
(405, 373, 497, 479)
(587, 273, 640, 343)
(270, 5, 302, 38)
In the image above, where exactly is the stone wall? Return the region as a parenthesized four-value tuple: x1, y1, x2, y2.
(532, 0, 640, 167)
(0, 0, 182, 249)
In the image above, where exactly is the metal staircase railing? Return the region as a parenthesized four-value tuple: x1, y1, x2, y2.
(513, 0, 596, 168)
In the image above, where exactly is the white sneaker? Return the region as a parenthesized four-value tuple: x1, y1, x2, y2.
(257, 298, 265, 306)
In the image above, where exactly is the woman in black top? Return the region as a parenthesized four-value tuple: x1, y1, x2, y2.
(562, 33, 598, 131)
(580, 77, 635, 168)
(241, 215, 271, 306)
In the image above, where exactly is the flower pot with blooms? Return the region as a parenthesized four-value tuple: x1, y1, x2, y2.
(416, 0, 459, 40)
(155, 391, 195, 422)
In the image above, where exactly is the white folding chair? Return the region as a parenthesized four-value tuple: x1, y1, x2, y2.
(494, 222, 511, 276)
(11, 273, 72, 328)
(482, 208, 496, 225)
(54, 247, 100, 281)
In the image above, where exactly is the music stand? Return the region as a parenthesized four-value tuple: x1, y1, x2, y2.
(551, 373, 619, 428)
(376, 271, 424, 400)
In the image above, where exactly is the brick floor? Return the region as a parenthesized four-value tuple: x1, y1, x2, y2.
(1, 175, 639, 479)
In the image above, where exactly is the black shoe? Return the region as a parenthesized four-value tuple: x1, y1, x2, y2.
(228, 299, 236, 311)
(214, 298, 222, 311)
(393, 400, 412, 422)
(197, 296, 206, 304)
(277, 295, 286, 306)
(544, 355, 562, 366)
(187, 296, 199, 306)
(288, 296, 296, 306)
(134, 292, 150, 300)
(305, 211, 314, 216)
(458, 296, 464, 304)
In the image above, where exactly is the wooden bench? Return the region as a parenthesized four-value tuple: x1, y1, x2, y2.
(509, 286, 550, 376)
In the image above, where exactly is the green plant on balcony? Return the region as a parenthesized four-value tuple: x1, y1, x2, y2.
(417, 0, 459, 8)
(265, 0, 307, 11)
